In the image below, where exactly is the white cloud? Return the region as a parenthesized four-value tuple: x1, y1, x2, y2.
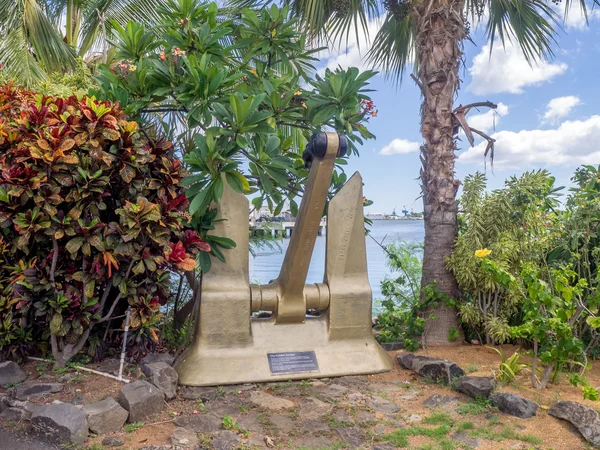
(553, 2, 600, 30)
(542, 96, 581, 124)
(379, 138, 421, 156)
(468, 41, 568, 95)
(466, 102, 509, 133)
(317, 16, 385, 73)
(459, 115, 600, 169)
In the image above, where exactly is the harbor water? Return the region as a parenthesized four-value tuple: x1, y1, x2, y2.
(249, 219, 425, 302)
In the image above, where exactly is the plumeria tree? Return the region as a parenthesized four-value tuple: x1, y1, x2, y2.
(93, 0, 379, 323)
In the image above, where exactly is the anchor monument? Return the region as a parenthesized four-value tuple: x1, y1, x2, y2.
(175, 132, 393, 385)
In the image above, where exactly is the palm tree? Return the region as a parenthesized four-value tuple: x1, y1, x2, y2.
(0, 0, 170, 86)
(229, 0, 596, 345)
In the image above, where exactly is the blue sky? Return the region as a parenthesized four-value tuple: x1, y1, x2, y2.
(314, 7, 600, 214)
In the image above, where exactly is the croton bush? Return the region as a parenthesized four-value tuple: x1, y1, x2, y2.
(0, 84, 208, 366)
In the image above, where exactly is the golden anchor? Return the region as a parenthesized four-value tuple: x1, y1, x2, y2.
(175, 132, 392, 385)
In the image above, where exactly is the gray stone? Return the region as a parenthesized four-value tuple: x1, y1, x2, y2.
(355, 410, 376, 425)
(141, 352, 175, 369)
(0, 361, 27, 386)
(380, 342, 404, 351)
(236, 413, 263, 434)
(490, 393, 537, 419)
(347, 392, 369, 405)
(118, 380, 165, 423)
(0, 393, 8, 412)
(548, 401, 600, 447)
(313, 383, 348, 400)
(181, 386, 217, 402)
(293, 436, 331, 449)
(368, 396, 400, 414)
(270, 413, 296, 433)
(301, 418, 330, 433)
(31, 403, 88, 446)
(102, 436, 125, 447)
(249, 390, 294, 411)
(396, 353, 416, 370)
(451, 431, 480, 448)
(0, 407, 29, 422)
(423, 394, 460, 408)
(412, 356, 465, 384)
(71, 396, 84, 405)
(173, 413, 222, 433)
(336, 427, 365, 449)
(212, 430, 240, 450)
(15, 382, 63, 400)
(299, 396, 333, 419)
(170, 427, 199, 448)
(457, 376, 495, 399)
(406, 414, 422, 423)
(399, 391, 419, 401)
(374, 445, 397, 450)
(83, 397, 128, 435)
(331, 408, 354, 425)
(142, 362, 178, 400)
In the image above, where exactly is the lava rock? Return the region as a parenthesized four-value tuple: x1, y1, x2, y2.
(31, 403, 88, 446)
(412, 356, 465, 384)
(141, 353, 175, 370)
(490, 393, 537, 419)
(102, 436, 125, 447)
(173, 413, 222, 433)
(170, 427, 199, 448)
(368, 396, 400, 414)
(249, 390, 294, 410)
(457, 376, 495, 399)
(83, 397, 129, 435)
(336, 427, 366, 449)
(0, 407, 29, 422)
(451, 432, 480, 448)
(0, 361, 27, 386)
(212, 430, 241, 450)
(181, 386, 218, 402)
(142, 362, 178, 400)
(396, 353, 416, 370)
(423, 394, 461, 408)
(118, 380, 165, 423)
(548, 401, 600, 447)
(15, 382, 63, 400)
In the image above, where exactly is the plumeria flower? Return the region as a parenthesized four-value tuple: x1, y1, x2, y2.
(475, 248, 492, 258)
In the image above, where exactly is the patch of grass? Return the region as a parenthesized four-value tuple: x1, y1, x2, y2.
(422, 412, 455, 426)
(84, 445, 106, 450)
(384, 425, 451, 447)
(124, 421, 144, 432)
(53, 366, 69, 374)
(296, 442, 347, 450)
(239, 404, 249, 413)
(195, 398, 207, 412)
(216, 386, 226, 398)
(456, 397, 495, 416)
(222, 414, 239, 431)
(469, 425, 542, 444)
(70, 376, 85, 383)
(2, 381, 21, 389)
(456, 421, 475, 431)
(464, 364, 479, 374)
(198, 433, 213, 447)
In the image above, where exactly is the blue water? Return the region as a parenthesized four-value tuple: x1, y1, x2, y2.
(249, 220, 425, 301)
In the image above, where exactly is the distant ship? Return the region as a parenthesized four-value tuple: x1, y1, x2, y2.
(366, 206, 424, 221)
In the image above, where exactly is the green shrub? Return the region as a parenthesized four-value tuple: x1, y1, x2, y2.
(0, 85, 209, 365)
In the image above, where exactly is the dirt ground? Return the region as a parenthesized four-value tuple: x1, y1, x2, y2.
(1, 344, 597, 450)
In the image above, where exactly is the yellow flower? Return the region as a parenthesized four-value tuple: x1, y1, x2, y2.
(475, 248, 492, 258)
(294, 90, 302, 96)
(129, 65, 137, 72)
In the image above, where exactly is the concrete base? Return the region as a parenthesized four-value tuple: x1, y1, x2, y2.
(175, 315, 393, 386)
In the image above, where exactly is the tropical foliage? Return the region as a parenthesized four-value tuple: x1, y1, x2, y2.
(0, 84, 209, 366)
(447, 171, 563, 345)
(0, 0, 171, 86)
(92, 1, 377, 274)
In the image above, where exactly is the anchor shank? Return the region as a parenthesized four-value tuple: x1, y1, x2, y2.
(275, 133, 339, 323)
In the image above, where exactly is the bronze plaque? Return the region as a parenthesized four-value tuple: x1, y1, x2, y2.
(267, 351, 319, 375)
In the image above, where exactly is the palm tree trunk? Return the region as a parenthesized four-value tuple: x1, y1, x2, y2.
(415, 0, 465, 346)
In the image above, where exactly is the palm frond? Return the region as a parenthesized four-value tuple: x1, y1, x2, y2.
(366, 12, 414, 83)
(0, 27, 47, 85)
(484, 0, 558, 62)
(79, 0, 170, 56)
